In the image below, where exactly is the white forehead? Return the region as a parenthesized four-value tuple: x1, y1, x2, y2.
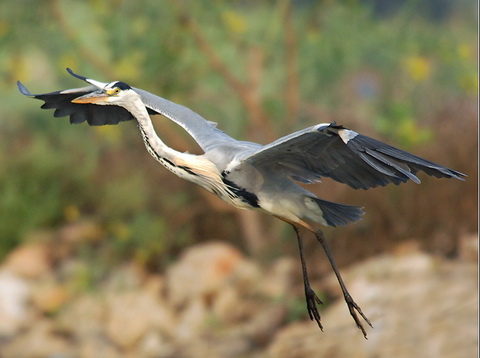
(105, 81, 120, 89)
(84, 77, 110, 89)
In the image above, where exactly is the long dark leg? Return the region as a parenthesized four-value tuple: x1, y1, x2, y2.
(315, 229, 372, 338)
(292, 225, 324, 331)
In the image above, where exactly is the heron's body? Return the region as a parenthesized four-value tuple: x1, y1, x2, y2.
(18, 69, 465, 338)
(135, 93, 361, 226)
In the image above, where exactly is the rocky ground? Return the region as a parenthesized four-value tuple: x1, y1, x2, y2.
(0, 223, 477, 358)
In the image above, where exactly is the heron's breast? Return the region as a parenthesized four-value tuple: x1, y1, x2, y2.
(220, 177, 260, 209)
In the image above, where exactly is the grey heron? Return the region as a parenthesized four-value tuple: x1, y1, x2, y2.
(18, 68, 465, 338)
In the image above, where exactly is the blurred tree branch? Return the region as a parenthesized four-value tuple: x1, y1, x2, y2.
(50, 0, 116, 78)
(283, 2, 300, 131)
(173, 5, 286, 255)
(176, 9, 275, 142)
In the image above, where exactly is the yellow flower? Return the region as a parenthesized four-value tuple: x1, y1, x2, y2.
(458, 43, 473, 60)
(222, 11, 247, 34)
(58, 54, 78, 73)
(307, 29, 321, 44)
(114, 51, 144, 81)
(64, 205, 80, 222)
(396, 118, 432, 147)
(0, 21, 9, 38)
(111, 222, 131, 241)
(459, 74, 478, 96)
(404, 56, 432, 82)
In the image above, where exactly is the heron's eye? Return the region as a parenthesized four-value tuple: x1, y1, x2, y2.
(112, 87, 121, 95)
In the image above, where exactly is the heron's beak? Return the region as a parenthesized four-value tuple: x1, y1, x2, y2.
(72, 90, 110, 104)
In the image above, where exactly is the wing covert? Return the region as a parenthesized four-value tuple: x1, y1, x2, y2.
(18, 81, 136, 126)
(240, 123, 465, 189)
(132, 87, 235, 152)
(18, 69, 234, 151)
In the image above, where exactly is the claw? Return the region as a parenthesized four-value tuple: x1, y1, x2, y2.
(343, 292, 373, 339)
(305, 286, 324, 331)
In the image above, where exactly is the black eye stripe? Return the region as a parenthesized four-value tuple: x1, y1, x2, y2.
(115, 81, 131, 90)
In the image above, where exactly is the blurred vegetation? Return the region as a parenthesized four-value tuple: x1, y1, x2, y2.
(0, 1, 477, 278)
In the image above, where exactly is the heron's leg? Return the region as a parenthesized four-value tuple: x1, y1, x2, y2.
(292, 225, 324, 331)
(314, 229, 372, 339)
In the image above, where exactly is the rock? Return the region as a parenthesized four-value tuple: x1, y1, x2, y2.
(211, 286, 241, 323)
(105, 290, 175, 350)
(211, 259, 264, 324)
(175, 297, 209, 341)
(166, 242, 293, 346)
(1, 320, 72, 358)
(138, 331, 175, 358)
(56, 294, 107, 338)
(260, 257, 296, 298)
(229, 302, 288, 346)
(178, 334, 252, 358)
(268, 250, 478, 358)
(3, 242, 52, 279)
(229, 259, 263, 294)
(143, 274, 165, 297)
(166, 242, 245, 308)
(458, 233, 478, 263)
(52, 221, 105, 261)
(0, 270, 31, 337)
(103, 263, 148, 291)
(166, 242, 268, 341)
(77, 336, 122, 358)
(57, 220, 104, 244)
(31, 280, 70, 314)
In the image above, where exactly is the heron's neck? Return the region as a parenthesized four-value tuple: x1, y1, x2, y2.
(126, 99, 228, 197)
(128, 100, 180, 164)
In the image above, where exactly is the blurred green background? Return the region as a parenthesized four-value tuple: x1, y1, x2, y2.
(0, 0, 477, 281)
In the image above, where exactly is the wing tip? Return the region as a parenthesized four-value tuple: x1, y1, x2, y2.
(448, 170, 467, 181)
(17, 81, 32, 96)
(66, 68, 88, 81)
(410, 174, 421, 184)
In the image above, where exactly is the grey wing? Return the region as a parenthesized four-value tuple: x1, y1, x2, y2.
(66, 67, 235, 151)
(132, 87, 235, 152)
(18, 79, 233, 152)
(17, 81, 137, 126)
(239, 123, 465, 189)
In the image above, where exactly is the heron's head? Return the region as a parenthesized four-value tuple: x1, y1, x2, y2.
(72, 81, 138, 107)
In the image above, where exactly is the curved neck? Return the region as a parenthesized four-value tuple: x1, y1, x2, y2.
(124, 96, 234, 201)
(128, 98, 179, 163)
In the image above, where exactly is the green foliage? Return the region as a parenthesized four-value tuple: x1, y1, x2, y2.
(0, 1, 476, 266)
(375, 101, 433, 148)
(0, 123, 99, 257)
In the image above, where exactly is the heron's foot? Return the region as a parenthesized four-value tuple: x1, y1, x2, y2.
(304, 285, 324, 331)
(343, 292, 373, 339)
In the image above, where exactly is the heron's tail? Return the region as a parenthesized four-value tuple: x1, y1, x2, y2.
(312, 198, 364, 227)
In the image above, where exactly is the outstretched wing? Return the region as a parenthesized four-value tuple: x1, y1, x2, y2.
(132, 87, 234, 152)
(17, 81, 137, 126)
(239, 123, 465, 189)
(18, 68, 234, 152)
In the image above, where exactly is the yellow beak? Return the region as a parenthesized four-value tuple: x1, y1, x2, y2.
(72, 90, 110, 104)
